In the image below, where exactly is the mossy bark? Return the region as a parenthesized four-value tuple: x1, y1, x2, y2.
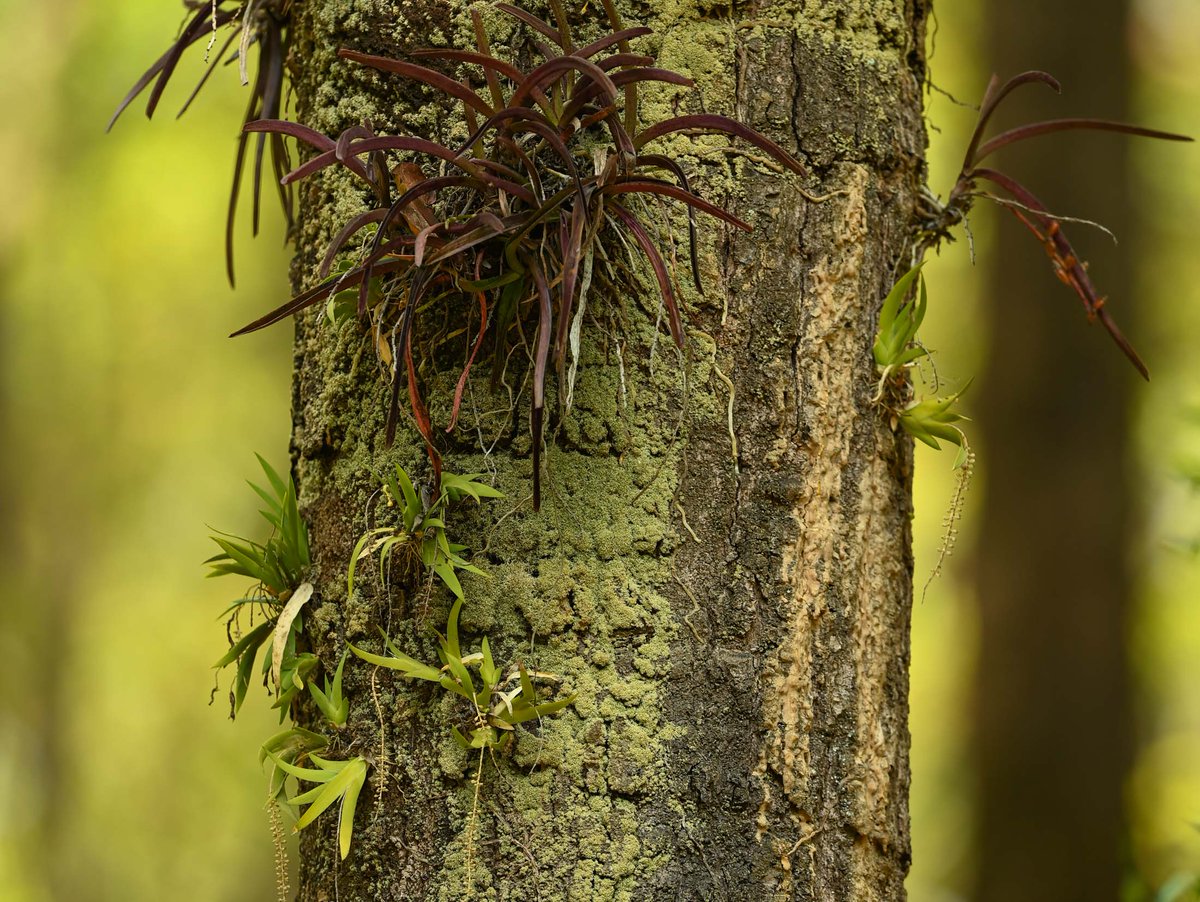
(284, 1, 928, 899)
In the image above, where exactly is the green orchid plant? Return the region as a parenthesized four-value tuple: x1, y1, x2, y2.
(348, 465, 502, 602)
(350, 599, 574, 751)
(208, 456, 314, 718)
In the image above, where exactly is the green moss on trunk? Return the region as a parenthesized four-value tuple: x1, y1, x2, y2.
(281, 1, 927, 898)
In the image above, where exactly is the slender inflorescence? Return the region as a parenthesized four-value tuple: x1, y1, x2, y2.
(109, 0, 295, 285)
(919, 70, 1192, 379)
(230, 0, 805, 508)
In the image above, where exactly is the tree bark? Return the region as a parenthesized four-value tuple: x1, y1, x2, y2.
(974, 0, 1135, 898)
(285, 1, 928, 899)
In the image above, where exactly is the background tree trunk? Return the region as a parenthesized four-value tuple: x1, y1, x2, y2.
(975, 0, 1136, 897)
(286, 1, 928, 898)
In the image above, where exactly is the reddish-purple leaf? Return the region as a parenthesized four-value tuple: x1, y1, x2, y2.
(495, 3, 563, 46)
(226, 128, 254, 286)
(413, 222, 446, 267)
(962, 70, 1061, 168)
(634, 114, 806, 175)
(278, 134, 479, 187)
(556, 202, 588, 370)
(246, 119, 335, 151)
(357, 175, 481, 310)
(230, 258, 410, 337)
(972, 167, 1149, 379)
(527, 256, 554, 511)
(338, 50, 495, 117)
(597, 53, 655, 71)
(603, 180, 752, 231)
(319, 208, 389, 278)
(143, 6, 237, 121)
(175, 26, 241, 119)
(511, 56, 619, 109)
(608, 203, 684, 348)
(423, 214, 520, 266)
(336, 123, 376, 163)
(448, 254, 490, 430)
(635, 154, 702, 293)
(411, 47, 528, 88)
(972, 117, 1192, 164)
(575, 27, 653, 60)
(471, 8, 507, 108)
(250, 22, 286, 238)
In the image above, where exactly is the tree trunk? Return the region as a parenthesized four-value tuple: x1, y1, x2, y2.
(974, 0, 1135, 898)
(285, 2, 928, 898)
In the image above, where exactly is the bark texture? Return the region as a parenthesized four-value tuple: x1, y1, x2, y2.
(974, 0, 1135, 897)
(285, 1, 928, 898)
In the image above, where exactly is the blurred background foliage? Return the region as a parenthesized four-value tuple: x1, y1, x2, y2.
(0, 1, 1196, 900)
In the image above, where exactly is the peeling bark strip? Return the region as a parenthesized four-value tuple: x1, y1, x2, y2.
(287, 1, 925, 900)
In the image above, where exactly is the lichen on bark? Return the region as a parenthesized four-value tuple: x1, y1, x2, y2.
(278, 1, 928, 899)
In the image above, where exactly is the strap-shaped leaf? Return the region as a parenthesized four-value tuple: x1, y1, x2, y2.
(259, 727, 328, 765)
(348, 634, 443, 682)
(607, 203, 684, 349)
(292, 758, 368, 854)
(433, 561, 465, 600)
(634, 114, 806, 175)
(338, 50, 494, 117)
(394, 465, 421, 531)
(336, 758, 367, 860)
(973, 117, 1191, 165)
(271, 583, 313, 690)
(962, 70, 1062, 169)
(265, 750, 333, 782)
(603, 180, 751, 231)
(214, 619, 274, 670)
(504, 693, 576, 725)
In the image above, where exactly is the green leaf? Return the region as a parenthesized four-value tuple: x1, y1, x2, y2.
(479, 638, 498, 692)
(469, 728, 497, 749)
(256, 454, 288, 498)
(214, 620, 274, 669)
(260, 727, 329, 801)
(439, 672, 474, 700)
(211, 538, 269, 586)
(505, 693, 577, 725)
(393, 465, 421, 532)
(259, 727, 328, 765)
(440, 471, 504, 502)
(307, 753, 354, 772)
(308, 681, 347, 727)
(309, 650, 349, 727)
(348, 637, 442, 682)
(444, 598, 463, 660)
(293, 758, 368, 849)
(873, 264, 924, 368)
(232, 633, 262, 714)
(337, 758, 368, 860)
(265, 750, 332, 782)
(347, 528, 392, 599)
(287, 783, 326, 805)
(433, 560, 464, 600)
(247, 479, 284, 517)
(518, 663, 536, 704)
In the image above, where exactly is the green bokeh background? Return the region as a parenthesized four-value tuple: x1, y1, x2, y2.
(0, 2, 1196, 899)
